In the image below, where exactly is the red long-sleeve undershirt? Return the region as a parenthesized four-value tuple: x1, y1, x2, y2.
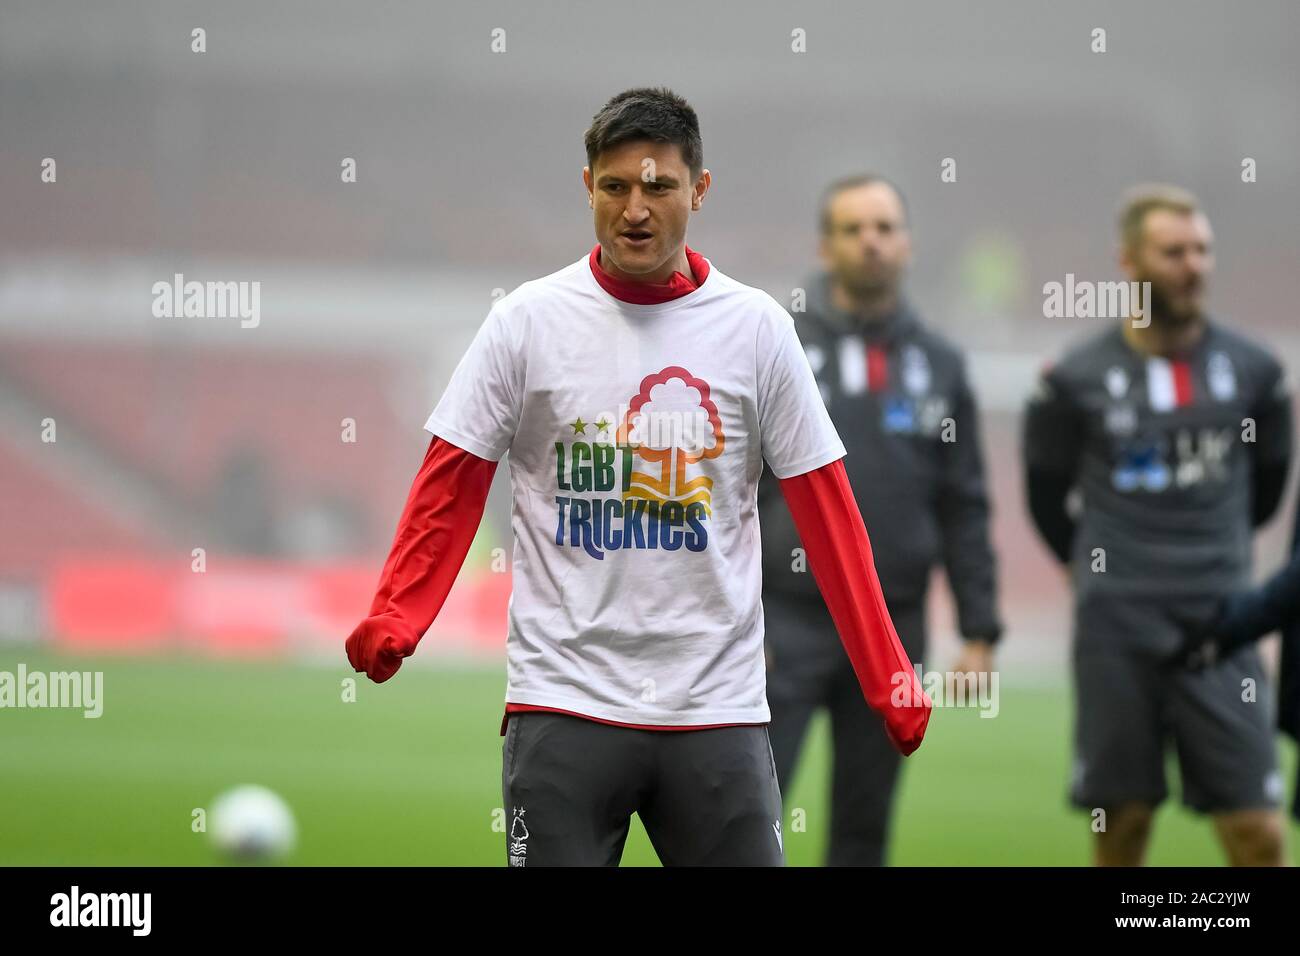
(346, 435, 931, 756)
(345, 435, 498, 684)
(779, 458, 931, 755)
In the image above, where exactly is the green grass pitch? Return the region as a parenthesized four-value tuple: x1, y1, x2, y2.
(1, 650, 1294, 865)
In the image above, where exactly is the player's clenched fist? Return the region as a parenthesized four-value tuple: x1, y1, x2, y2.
(883, 700, 931, 757)
(346, 614, 419, 683)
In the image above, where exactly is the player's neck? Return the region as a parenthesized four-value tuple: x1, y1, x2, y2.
(831, 282, 900, 324)
(601, 245, 692, 285)
(1121, 312, 1206, 358)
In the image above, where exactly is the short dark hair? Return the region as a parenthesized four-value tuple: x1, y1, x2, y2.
(584, 87, 704, 180)
(818, 174, 909, 235)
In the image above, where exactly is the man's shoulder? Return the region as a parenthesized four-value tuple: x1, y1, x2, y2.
(905, 313, 969, 368)
(1205, 319, 1286, 382)
(1044, 324, 1127, 385)
(701, 263, 787, 312)
(479, 257, 593, 335)
(502, 256, 590, 305)
(695, 267, 802, 348)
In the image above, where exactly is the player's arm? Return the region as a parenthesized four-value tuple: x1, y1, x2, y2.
(935, 356, 1003, 646)
(1022, 363, 1082, 564)
(1179, 505, 1300, 666)
(1247, 364, 1292, 528)
(346, 435, 497, 682)
(1216, 544, 1300, 651)
(347, 301, 524, 682)
(757, 304, 930, 755)
(779, 460, 932, 755)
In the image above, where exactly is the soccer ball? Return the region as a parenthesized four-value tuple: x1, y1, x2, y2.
(209, 785, 297, 862)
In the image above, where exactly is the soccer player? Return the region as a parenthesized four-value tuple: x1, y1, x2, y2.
(345, 88, 931, 866)
(1023, 184, 1293, 866)
(757, 175, 1002, 866)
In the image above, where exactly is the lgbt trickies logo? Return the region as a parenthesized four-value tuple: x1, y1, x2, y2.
(553, 366, 725, 560)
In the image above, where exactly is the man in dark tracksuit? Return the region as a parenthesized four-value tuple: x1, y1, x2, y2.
(758, 175, 1003, 866)
(1023, 185, 1292, 866)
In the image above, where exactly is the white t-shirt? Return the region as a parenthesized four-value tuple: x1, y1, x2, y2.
(425, 252, 846, 725)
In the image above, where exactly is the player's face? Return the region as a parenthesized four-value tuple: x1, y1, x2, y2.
(820, 182, 911, 298)
(1123, 209, 1214, 324)
(583, 140, 708, 281)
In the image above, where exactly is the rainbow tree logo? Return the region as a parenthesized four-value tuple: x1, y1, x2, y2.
(552, 366, 723, 558)
(617, 366, 726, 514)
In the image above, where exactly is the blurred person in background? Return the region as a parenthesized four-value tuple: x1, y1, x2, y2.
(758, 175, 1003, 866)
(1023, 184, 1293, 866)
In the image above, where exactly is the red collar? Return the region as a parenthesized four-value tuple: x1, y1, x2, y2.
(588, 243, 710, 304)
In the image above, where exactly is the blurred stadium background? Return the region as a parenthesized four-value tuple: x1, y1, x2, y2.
(2, 0, 1298, 865)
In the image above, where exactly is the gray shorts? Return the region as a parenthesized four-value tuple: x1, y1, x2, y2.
(1071, 591, 1283, 815)
(501, 711, 785, 866)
